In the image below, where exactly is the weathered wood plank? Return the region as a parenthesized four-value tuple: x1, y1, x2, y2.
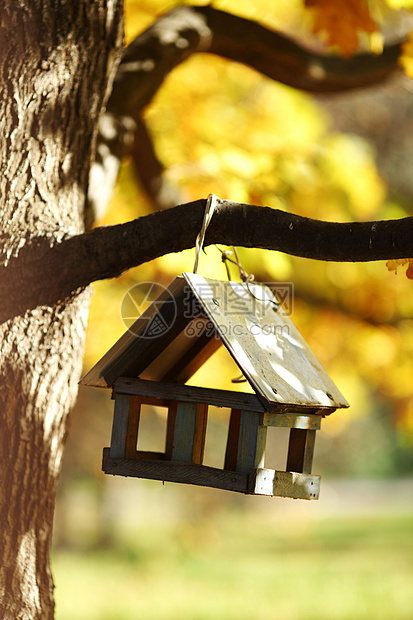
(192, 403, 208, 464)
(249, 469, 320, 499)
(262, 412, 322, 430)
(125, 395, 141, 458)
(162, 327, 222, 383)
(236, 411, 267, 473)
(165, 401, 177, 460)
(183, 273, 348, 411)
(139, 319, 219, 383)
(224, 409, 241, 471)
(103, 449, 320, 498)
(224, 409, 267, 473)
(286, 428, 316, 474)
(255, 423, 267, 469)
(139, 396, 170, 407)
(110, 394, 141, 459)
(114, 377, 265, 412)
(171, 402, 197, 463)
(80, 277, 189, 387)
(102, 448, 249, 492)
(135, 450, 165, 460)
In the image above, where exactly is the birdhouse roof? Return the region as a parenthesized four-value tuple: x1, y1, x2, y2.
(80, 273, 348, 414)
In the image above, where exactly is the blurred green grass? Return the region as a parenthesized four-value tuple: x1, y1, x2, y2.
(53, 511, 413, 620)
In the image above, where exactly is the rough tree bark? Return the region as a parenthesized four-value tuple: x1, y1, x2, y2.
(0, 2, 123, 618)
(0, 2, 409, 618)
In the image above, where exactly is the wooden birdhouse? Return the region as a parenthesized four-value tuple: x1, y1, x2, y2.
(80, 273, 348, 500)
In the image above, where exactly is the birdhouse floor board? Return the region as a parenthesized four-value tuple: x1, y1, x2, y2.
(250, 468, 320, 499)
(102, 448, 248, 493)
(102, 449, 320, 499)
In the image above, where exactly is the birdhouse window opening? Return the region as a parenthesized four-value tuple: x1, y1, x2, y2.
(201, 406, 232, 470)
(136, 404, 168, 454)
(203, 412, 302, 473)
(263, 426, 290, 471)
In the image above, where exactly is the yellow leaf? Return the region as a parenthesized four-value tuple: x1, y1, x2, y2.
(305, 0, 378, 56)
(386, 258, 411, 275)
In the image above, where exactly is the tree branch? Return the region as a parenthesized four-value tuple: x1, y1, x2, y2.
(110, 6, 403, 117)
(201, 6, 403, 94)
(88, 5, 404, 220)
(3, 199, 413, 324)
(130, 116, 181, 210)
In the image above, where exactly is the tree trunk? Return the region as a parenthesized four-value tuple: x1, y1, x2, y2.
(0, 2, 123, 617)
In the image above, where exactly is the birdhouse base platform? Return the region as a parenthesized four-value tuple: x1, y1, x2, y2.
(100, 377, 324, 500)
(102, 448, 320, 499)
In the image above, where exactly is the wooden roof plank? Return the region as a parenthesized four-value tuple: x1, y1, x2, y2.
(80, 277, 187, 387)
(183, 273, 348, 411)
(81, 273, 348, 414)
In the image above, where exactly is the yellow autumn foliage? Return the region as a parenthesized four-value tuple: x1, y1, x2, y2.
(399, 32, 413, 78)
(305, 0, 378, 55)
(84, 0, 413, 474)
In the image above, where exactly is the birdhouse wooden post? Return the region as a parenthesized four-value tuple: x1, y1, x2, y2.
(80, 273, 348, 500)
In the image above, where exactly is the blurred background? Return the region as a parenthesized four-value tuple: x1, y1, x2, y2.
(53, 1, 413, 618)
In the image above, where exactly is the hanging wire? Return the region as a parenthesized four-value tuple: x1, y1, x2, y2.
(214, 244, 281, 386)
(215, 244, 254, 283)
(215, 245, 233, 281)
(236, 247, 281, 311)
(215, 244, 281, 311)
(193, 193, 219, 274)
